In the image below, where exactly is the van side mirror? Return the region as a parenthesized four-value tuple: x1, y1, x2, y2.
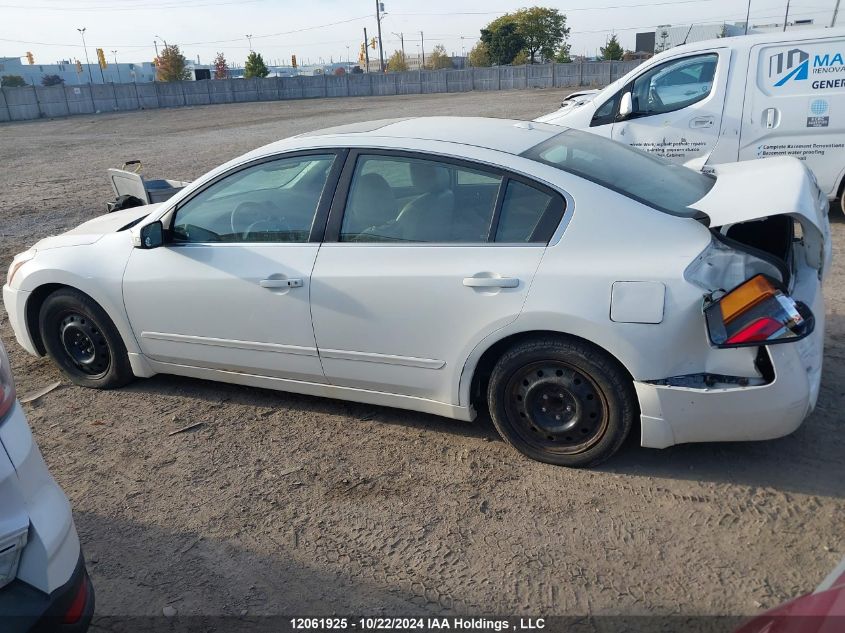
(138, 221, 164, 249)
(618, 92, 633, 118)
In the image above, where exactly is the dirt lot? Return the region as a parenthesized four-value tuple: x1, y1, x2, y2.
(0, 90, 843, 624)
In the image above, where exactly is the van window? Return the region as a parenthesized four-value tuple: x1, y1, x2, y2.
(522, 129, 714, 218)
(630, 53, 718, 116)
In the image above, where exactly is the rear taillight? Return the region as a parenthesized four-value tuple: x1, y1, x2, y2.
(63, 574, 89, 624)
(0, 339, 15, 421)
(704, 274, 814, 348)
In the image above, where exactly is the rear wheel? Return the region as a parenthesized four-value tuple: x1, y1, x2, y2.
(487, 336, 636, 467)
(39, 288, 134, 389)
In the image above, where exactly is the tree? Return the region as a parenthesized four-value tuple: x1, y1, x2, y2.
(41, 74, 65, 86)
(156, 44, 190, 82)
(467, 41, 491, 67)
(1, 75, 26, 87)
(555, 42, 572, 63)
(243, 51, 269, 78)
(424, 44, 453, 70)
(512, 6, 569, 63)
(212, 52, 229, 79)
(387, 49, 409, 72)
(600, 34, 624, 61)
(512, 50, 530, 66)
(480, 19, 525, 66)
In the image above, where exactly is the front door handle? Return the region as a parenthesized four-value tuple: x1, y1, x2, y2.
(260, 278, 303, 289)
(689, 116, 714, 129)
(463, 276, 519, 288)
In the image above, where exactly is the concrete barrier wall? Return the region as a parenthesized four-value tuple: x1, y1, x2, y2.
(114, 83, 140, 110)
(34, 85, 69, 118)
(183, 81, 210, 106)
(0, 89, 10, 123)
(0, 61, 641, 123)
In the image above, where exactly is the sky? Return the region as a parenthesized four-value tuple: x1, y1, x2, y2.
(0, 0, 839, 68)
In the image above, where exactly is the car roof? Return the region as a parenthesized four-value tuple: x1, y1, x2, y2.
(652, 26, 845, 58)
(271, 116, 566, 156)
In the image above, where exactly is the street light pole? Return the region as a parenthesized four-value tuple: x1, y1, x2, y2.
(783, 0, 791, 31)
(375, 0, 385, 72)
(246, 34, 253, 51)
(112, 50, 121, 82)
(420, 31, 425, 69)
(77, 27, 94, 84)
(832, 0, 841, 26)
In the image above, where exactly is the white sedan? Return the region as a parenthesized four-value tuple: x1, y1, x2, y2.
(3, 117, 832, 467)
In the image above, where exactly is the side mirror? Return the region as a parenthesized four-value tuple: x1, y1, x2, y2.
(138, 221, 164, 249)
(618, 91, 633, 118)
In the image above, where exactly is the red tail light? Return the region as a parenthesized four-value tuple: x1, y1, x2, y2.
(704, 275, 814, 349)
(63, 574, 89, 624)
(0, 340, 16, 421)
(725, 317, 785, 345)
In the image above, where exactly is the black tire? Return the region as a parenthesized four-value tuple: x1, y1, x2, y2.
(487, 336, 636, 468)
(39, 288, 134, 389)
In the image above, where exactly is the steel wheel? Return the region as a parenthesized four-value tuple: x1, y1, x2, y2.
(505, 360, 608, 454)
(58, 312, 111, 377)
(39, 288, 134, 389)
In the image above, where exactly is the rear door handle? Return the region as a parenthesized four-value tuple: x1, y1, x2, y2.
(259, 278, 303, 288)
(463, 276, 519, 288)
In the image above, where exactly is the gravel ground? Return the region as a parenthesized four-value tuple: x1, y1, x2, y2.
(0, 90, 843, 624)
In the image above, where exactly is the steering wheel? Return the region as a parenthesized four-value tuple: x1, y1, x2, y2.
(230, 201, 289, 240)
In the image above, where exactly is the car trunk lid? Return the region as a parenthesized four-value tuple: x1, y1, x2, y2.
(690, 157, 831, 276)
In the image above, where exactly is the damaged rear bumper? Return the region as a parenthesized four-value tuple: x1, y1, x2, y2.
(636, 297, 824, 450)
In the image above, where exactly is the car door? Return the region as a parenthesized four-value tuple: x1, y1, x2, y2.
(739, 38, 845, 197)
(309, 151, 566, 404)
(122, 151, 344, 382)
(611, 50, 730, 163)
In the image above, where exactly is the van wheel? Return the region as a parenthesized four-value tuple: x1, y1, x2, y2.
(39, 288, 134, 389)
(487, 336, 636, 468)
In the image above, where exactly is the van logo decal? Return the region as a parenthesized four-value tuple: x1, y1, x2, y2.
(769, 48, 810, 86)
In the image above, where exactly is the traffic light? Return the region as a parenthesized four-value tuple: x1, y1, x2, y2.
(359, 43, 366, 64)
(96, 48, 107, 69)
(75, 59, 83, 73)
(25, 51, 34, 65)
(291, 54, 297, 68)
(369, 37, 377, 50)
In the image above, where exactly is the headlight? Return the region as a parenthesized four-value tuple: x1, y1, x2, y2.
(6, 249, 36, 287)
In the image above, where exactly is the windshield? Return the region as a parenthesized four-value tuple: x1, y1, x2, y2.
(521, 129, 714, 219)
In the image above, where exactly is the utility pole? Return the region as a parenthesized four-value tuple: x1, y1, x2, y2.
(77, 27, 94, 84)
(364, 27, 370, 72)
(375, 0, 385, 72)
(744, 0, 752, 34)
(832, 0, 841, 27)
(783, 0, 791, 30)
(112, 50, 121, 82)
(392, 32, 405, 63)
(420, 31, 425, 68)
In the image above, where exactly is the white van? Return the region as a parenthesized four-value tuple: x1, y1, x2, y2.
(536, 28, 845, 212)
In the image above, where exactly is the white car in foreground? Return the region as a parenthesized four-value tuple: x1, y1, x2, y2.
(0, 338, 94, 631)
(3, 117, 832, 467)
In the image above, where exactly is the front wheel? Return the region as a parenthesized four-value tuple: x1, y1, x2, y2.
(39, 288, 135, 389)
(487, 336, 637, 467)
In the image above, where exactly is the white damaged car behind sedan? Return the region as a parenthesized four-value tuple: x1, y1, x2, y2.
(2, 117, 833, 467)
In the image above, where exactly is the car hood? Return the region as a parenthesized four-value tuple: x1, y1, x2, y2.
(534, 99, 598, 124)
(690, 157, 831, 272)
(33, 204, 160, 250)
